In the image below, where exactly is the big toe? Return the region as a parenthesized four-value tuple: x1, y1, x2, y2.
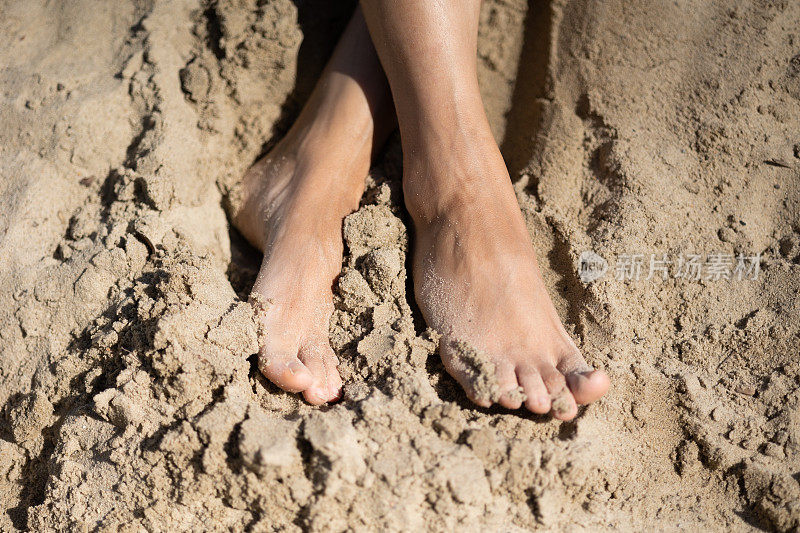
(566, 369, 610, 405)
(299, 342, 343, 405)
(258, 351, 315, 393)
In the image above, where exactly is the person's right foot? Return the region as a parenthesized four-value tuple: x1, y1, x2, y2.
(232, 132, 370, 405)
(403, 130, 610, 420)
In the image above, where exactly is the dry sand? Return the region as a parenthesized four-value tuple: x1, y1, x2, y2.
(1, 0, 799, 530)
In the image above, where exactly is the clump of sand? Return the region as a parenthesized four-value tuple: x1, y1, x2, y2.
(1, 0, 799, 531)
(447, 339, 503, 404)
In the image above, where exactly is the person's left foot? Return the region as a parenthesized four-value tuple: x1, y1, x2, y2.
(232, 130, 370, 405)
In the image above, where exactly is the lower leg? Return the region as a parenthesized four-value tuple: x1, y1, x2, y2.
(234, 7, 394, 248)
(233, 8, 394, 404)
(360, 0, 609, 418)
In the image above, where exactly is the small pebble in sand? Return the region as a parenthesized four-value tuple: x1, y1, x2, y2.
(763, 442, 785, 459)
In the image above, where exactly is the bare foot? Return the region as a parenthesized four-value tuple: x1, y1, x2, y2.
(230, 8, 393, 405)
(404, 132, 610, 420)
(232, 134, 369, 405)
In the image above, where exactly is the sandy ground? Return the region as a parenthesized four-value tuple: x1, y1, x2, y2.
(1, 0, 799, 530)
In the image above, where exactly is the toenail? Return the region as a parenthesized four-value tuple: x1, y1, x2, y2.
(286, 360, 304, 375)
(308, 387, 328, 403)
(537, 395, 549, 407)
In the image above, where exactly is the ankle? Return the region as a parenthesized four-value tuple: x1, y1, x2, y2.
(250, 127, 368, 210)
(281, 120, 373, 192)
(233, 138, 368, 248)
(402, 135, 511, 225)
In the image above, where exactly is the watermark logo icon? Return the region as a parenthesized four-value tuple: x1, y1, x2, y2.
(578, 251, 608, 283)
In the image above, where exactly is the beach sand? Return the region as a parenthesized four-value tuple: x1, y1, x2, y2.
(1, 0, 798, 530)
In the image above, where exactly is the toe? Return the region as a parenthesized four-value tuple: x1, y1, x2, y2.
(566, 369, 610, 405)
(556, 349, 592, 375)
(298, 342, 343, 405)
(539, 364, 578, 420)
(496, 363, 523, 409)
(258, 351, 315, 393)
(556, 349, 610, 405)
(517, 366, 551, 414)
